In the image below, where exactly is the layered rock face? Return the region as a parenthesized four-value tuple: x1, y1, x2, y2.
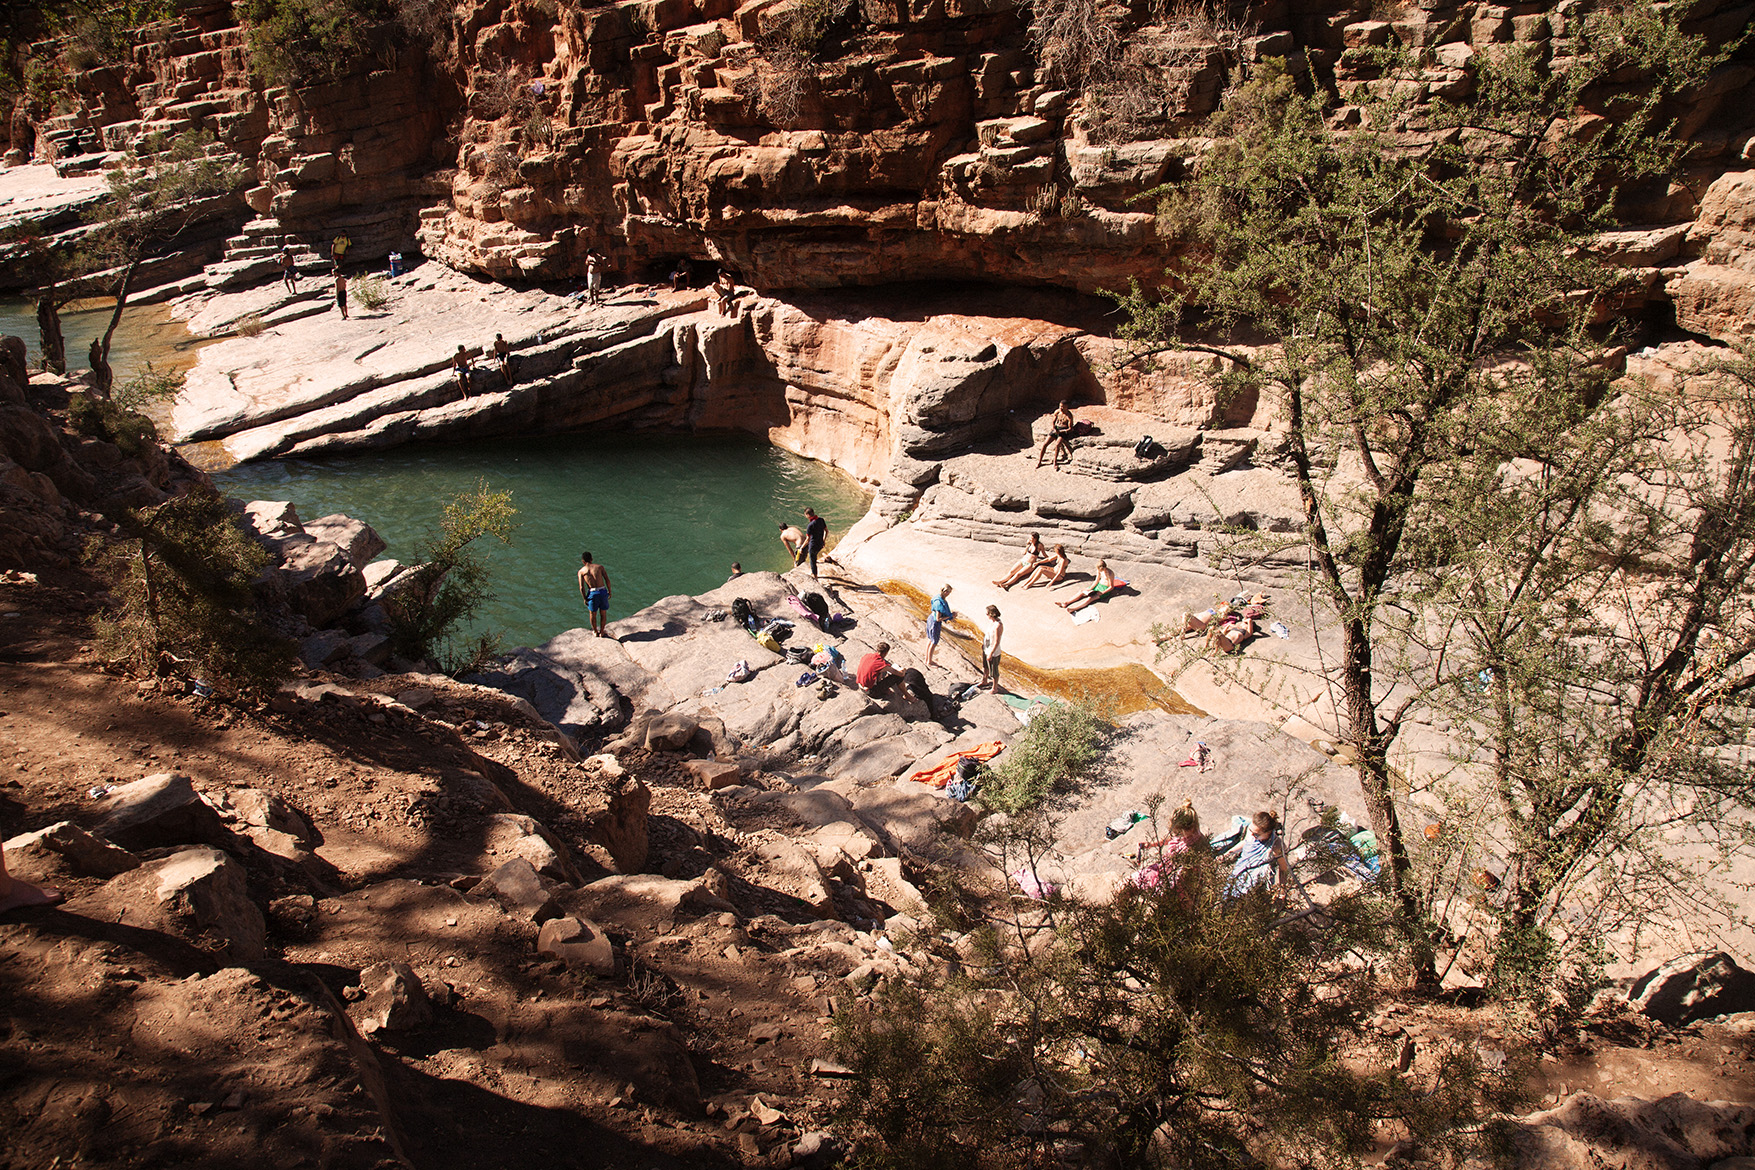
(15, 0, 1755, 339)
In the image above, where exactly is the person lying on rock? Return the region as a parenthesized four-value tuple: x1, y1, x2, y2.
(1037, 400, 1077, 469)
(1177, 605, 1232, 638)
(1024, 544, 1070, 588)
(1059, 559, 1116, 613)
(993, 533, 1048, 589)
(1207, 614, 1256, 654)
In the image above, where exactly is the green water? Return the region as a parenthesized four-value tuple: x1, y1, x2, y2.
(210, 434, 871, 651)
(0, 296, 207, 387)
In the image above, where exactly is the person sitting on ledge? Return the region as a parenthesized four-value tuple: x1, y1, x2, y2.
(1058, 559, 1116, 613)
(993, 533, 1048, 589)
(1024, 544, 1070, 588)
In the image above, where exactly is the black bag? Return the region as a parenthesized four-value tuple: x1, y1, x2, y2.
(801, 591, 831, 626)
(786, 646, 813, 664)
(732, 598, 756, 631)
(1135, 435, 1158, 458)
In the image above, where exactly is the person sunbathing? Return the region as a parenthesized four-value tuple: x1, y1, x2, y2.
(1207, 614, 1256, 654)
(1058, 560, 1116, 613)
(993, 534, 1048, 589)
(1024, 544, 1070, 588)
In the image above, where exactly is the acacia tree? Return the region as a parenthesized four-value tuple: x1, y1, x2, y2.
(1410, 344, 1755, 988)
(1118, 12, 1721, 970)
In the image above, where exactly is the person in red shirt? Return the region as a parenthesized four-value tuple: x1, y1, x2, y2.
(857, 642, 901, 694)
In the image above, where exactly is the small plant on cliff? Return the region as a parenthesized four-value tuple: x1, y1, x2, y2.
(68, 391, 159, 459)
(234, 312, 267, 337)
(90, 487, 295, 691)
(383, 481, 517, 674)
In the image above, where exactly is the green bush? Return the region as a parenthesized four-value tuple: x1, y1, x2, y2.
(353, 274, 391, 311)
(90, 488, 295, 691)
(383, 481, 517, 673)
(238, 0, 391, 85)
(835, 854, 1524, 1169)
(68, 391, 158, 459)
(980, 699, 1109, 813)
(112, 362, 184, 413)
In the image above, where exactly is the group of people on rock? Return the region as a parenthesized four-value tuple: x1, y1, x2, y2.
(277, 230, 355, 318)
(1125, 802, 1291, 900)
(992, 533, 1121, 615)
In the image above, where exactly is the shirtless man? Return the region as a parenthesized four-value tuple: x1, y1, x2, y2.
(1059, 559, 1116, 613)
(493, 333, 513, 384)
(578, 550, 612, 637)
(993, 534, 1047, 589)
(779, 521, 807, 565)
(712, 270, 737, 316)
(452, 345, 473, 399)
(279, 247, 299, 293)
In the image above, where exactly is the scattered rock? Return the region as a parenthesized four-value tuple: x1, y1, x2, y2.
(1630, 952, 1755, 1026)
(473, 858, 561, 923)
(93, 772, 231, 851)
(483, 813, 582, 884)
(537, 916, 618, 975)
(2, 821, 140, 879)
(683, 758, 742, 791)
(353, 961, 433, 1033)
(790, 1130, 843, 1169)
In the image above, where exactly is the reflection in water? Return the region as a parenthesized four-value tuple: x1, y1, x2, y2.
(0, 296, 209, 390)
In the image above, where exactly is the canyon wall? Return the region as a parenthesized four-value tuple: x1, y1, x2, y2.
(12, 0, 1755, 342)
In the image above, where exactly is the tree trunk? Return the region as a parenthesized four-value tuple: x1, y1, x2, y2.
(35, 291, 65, 374)
(1342, 618, 1435, 983)
(89, 257, 141, 400)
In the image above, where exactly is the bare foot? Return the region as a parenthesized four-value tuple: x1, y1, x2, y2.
(0, 880, 64, 916)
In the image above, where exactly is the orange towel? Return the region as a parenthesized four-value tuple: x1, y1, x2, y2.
(908, 740, 1005, 788)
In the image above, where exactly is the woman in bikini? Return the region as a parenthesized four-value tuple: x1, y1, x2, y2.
(1024, 544, 1070, 588)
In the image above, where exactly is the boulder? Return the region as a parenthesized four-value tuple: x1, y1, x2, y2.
(1629, 952, 1755, 1026)
(645, 711, 699, 752)
(474, 857, 561, 922)
(301, 514, 387, 569)
(1504, 1091, 1755, 1170)
(576, 872, 736, 923)
(137, 846, 268, 961)
(276, 537, 366, 627)
(93, 772, 230, 851)
(354, 961, 433, 1033)
(2, 821, 140, 879)
(224, 789, 316, 840)
(537, 915, 619, 975)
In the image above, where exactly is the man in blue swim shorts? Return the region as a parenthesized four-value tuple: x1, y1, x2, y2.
(578, 550, 612, 638)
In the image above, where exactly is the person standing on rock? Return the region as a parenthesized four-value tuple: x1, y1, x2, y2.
(926, 584, 953, 666)
(493, 333, 513, 384)
(578, 550, 611, 638)
(1037, 400, 1076, 469)
(279, 247, 298, 294)
(585, 249, 608, 306)
(334, 271, 349, 319)
(979, 605, 1004, 694)
(803, 508, 828, 577)
(452, 345, 473, 399)
(330, 230, 351, 269)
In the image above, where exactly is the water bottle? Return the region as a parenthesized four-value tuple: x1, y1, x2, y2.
(1105, 811, 1147, 840)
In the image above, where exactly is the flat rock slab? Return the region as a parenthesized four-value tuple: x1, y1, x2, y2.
(3, 820, 140, 880)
